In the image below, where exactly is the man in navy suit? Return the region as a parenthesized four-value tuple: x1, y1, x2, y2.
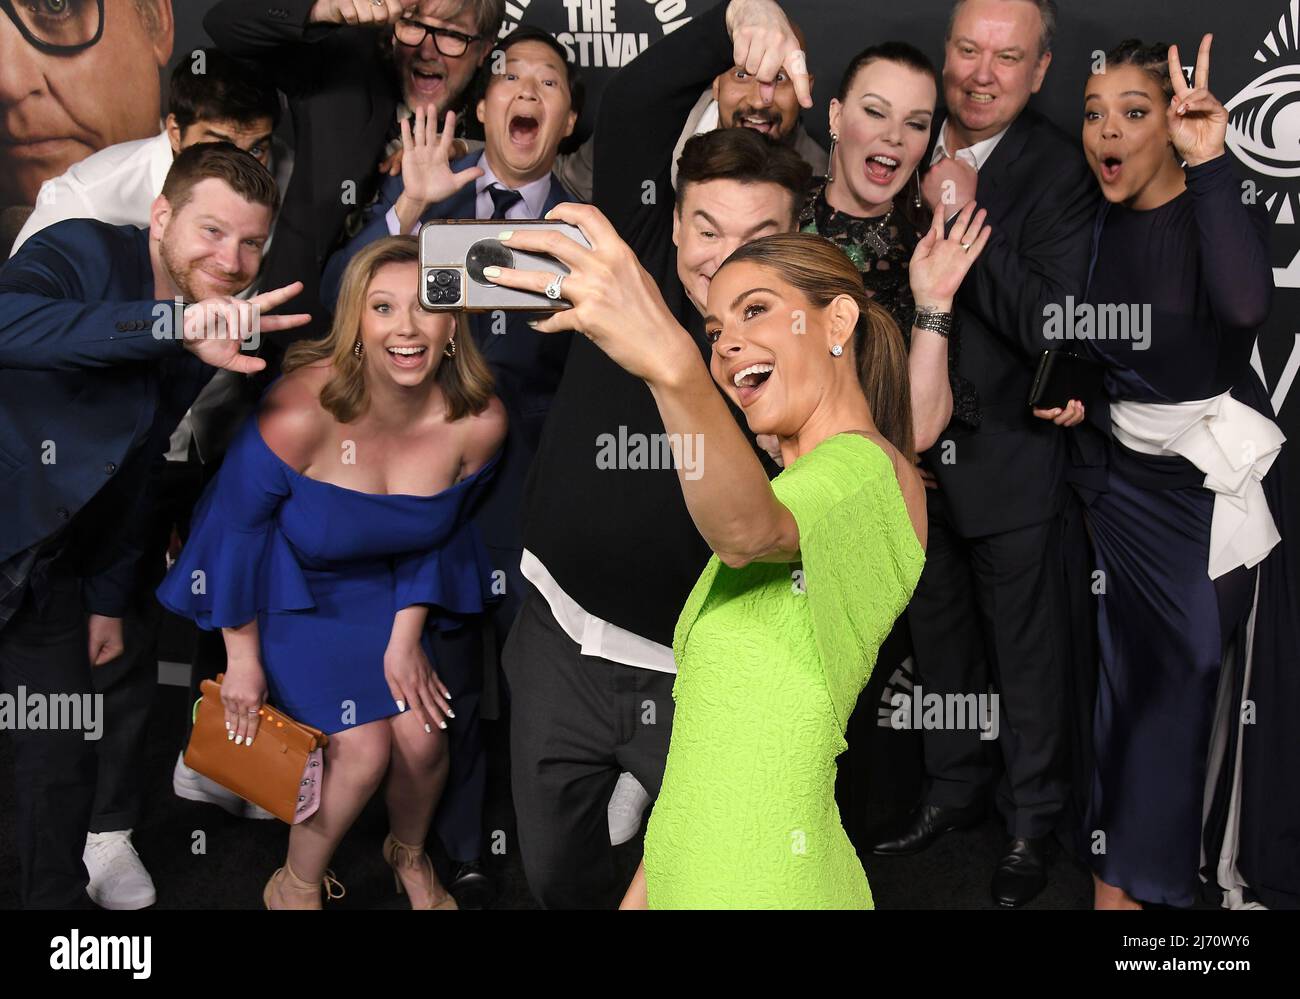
(322, 25, 581, 906)
(0, 143, 307, 908)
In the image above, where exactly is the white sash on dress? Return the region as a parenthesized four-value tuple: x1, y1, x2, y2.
(1110, 392, 1285, 579)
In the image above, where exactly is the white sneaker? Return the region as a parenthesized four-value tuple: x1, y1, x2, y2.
(83, 830, 156, 910)
(607, 772, 651, 846)
(173, 751, 276, 820)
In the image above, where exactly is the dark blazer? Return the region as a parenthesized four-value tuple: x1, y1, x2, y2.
(0, 220, 208, 614)
(205, 0, 401, 351)
(925, 108, 1099, 538)
(322, 154, 577, 555)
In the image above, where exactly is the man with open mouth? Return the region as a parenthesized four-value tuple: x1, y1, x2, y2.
(666, 12, 827, 188)
(203, 0, 504, 351)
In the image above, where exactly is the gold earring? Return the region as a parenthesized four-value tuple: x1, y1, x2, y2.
(443, 338, 456, 358)
(353, 338, 363, 358)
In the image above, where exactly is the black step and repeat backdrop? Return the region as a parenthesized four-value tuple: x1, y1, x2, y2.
(159, 0, 1298, 844)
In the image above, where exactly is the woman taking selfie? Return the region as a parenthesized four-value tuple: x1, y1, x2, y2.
(802, 42, 982, 450)
(1041, 36, 1280, 909)
(159, 236, 506, 909)
(489, 200, 987, 907)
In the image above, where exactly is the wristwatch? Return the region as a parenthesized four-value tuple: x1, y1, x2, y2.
(913, 306, 953, 339)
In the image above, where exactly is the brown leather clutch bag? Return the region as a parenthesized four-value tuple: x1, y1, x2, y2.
(184, 676, 330, 824)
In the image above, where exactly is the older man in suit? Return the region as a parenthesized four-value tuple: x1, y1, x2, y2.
(868, 0, 1098, 909)
(204, 0, 506, 352)
(0, 143, 305, 908)
(322, 25, 581, 907)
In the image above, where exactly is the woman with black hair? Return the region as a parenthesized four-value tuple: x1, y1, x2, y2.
(1042, 35, 1281, 909)
(801, 42, 982, 452)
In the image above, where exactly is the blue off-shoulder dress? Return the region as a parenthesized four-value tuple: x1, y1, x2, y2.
(157, 416, 499, 734)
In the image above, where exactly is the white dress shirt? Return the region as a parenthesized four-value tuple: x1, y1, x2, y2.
(930, 118, 1011, 170)
(520, 550, 677, 674)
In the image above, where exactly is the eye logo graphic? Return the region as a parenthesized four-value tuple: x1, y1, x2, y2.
(1226, 0, 1300, 225)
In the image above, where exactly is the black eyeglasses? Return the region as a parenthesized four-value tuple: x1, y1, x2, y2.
(0, 0, 104, 55)
(393, 17, 482, 58)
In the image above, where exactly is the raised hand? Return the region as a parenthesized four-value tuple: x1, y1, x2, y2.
(909, 201, 992, 311)
(402, 108, 483, 205)
(1166, 34, 1228, 168)
(725, 0, 813, 108)
(181, 281, 311, 374)
(309, 0, 417, 26)
(487, 203, 694, 386)
(393, 108, 485, 232)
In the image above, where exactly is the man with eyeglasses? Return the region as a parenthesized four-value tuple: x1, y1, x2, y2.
(0, 0, 174, 252)
(204, 0, 505, 353)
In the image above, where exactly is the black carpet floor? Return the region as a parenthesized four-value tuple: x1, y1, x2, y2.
(0, 675, 1101, 909)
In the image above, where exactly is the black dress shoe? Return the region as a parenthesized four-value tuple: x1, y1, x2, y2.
(448, 860, 494, 910)
(991, 836, 1051, 908)
(870, 801, 986, 856)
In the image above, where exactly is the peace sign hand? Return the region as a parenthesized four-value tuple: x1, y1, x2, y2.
(181, 281, 311, 374)
(1166, 34, 1228, 168)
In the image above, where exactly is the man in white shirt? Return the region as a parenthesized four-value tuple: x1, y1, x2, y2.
(10, 49, 289, 912)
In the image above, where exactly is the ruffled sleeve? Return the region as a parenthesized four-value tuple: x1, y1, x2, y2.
(156, 418, 315, 629)
(391, 453, 501, 629)
(772, 434, 926, 731)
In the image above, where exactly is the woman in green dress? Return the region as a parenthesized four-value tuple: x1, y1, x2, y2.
(489, 199, 988, 908)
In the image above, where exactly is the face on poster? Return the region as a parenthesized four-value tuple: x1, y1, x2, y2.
(0, 0, 174, 209)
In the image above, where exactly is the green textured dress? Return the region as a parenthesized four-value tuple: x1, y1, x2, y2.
(643, 433, 925, 909)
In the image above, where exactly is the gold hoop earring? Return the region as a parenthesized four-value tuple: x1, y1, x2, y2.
(353, 338, 363, 358)
(443, 338, 456, 358)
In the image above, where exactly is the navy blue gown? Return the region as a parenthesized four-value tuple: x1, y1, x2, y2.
(1074, 154, 1277, 906)
(158, 416, 498, 734)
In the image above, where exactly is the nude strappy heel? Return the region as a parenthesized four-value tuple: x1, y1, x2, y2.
(263, 861, 346, 909)
(382, 833, 458, 910)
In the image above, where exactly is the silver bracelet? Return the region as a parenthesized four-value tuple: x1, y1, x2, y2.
(913, 307, 953, 339)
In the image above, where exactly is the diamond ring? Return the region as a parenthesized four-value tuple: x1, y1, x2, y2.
(543, 273, 566, 301)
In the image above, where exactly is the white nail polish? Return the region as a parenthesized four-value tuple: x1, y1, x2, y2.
(246, 738, 253, 748)
(425, 723, 432, 733)
(396, 699, 406, 711)
(447, 709, 456, 718)
(227, 731, 234, 741)
(235, 735, 243, 745)
(439, 721, 447, 730)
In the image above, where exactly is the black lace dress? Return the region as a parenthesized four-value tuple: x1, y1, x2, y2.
(799, 180, 981, 431)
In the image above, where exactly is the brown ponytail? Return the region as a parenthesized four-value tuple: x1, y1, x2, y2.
(720, 233, 916, 463)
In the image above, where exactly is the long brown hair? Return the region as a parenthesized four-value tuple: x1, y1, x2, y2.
(720, 233, 915, 462)
(283, 236, 495, 423)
